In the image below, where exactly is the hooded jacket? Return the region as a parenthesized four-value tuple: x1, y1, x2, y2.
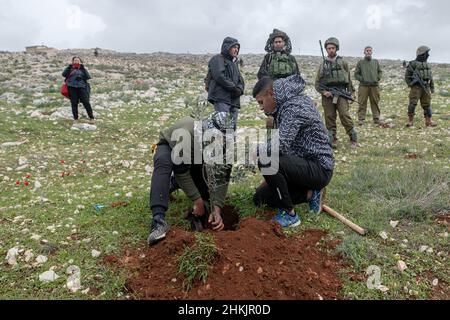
(265, 75, 335, 171)
(206, 37, 245, 108)
(257, 29, 300, 80)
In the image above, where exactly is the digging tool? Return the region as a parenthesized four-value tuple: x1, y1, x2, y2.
(322, 205, 366, 236)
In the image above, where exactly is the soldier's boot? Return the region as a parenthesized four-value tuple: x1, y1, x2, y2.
(349, 128, 358, 148)
(425, 117, 437, 127)
(406, 114, 414, 128)
(424, 108, 437, 127)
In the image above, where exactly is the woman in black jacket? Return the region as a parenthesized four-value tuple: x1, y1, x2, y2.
(62, 57, 95, 124)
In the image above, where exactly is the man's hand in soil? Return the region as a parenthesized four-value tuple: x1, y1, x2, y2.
(192, 198, 206, 217)
(209, 206, 224, 231)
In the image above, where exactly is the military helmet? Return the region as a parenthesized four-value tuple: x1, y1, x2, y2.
(417, 46, 431, 56)
(325, 37, 340, 51)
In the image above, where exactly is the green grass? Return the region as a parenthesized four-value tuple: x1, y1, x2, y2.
(177, 233, 218, 291)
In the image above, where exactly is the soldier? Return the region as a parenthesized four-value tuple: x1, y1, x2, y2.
(257, 29, 300, 80)
(315, 37, 358, 148)
(355, 46, 383, 125)
(405, 46, 437, 127)
(258, 29, 300, 130)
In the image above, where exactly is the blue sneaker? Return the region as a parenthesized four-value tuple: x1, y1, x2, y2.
(273, 209, 301, 228)
(309, 189, 323, 214)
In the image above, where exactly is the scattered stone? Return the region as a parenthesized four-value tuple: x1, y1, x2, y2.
(432, 279, 439, 286)
(1, 140, 28, 148)
(18, 156, 28, 166)
(397, 260, 407, 273)
(378, 285, 389, 293)
(33, 180, 42, 191)
(35, 255, 48, 264)
(6, 247, 20, 266)
(91, 250, 101, 258)
(39, 270, 59, 282)
(66, 265, 81, 293)
(389, 220, 399, 228)
(24, 250, 34, 263)
(71, 124, 97, 131)
(379, 231, 388, 240)
(15, 164, 29, 171)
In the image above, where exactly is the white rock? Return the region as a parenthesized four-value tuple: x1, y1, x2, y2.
(379, 231, 388, 240)
(389, 220, 399, 228)
(30, 110, 43, 118)
(15, 164, 29, 171)
(432, 279, 439, 286)
(66, 265, 81, 293)
(397, 260, 408, 272)
(121, 160, 131, 168)
(30, 234, 41, 241)
(33, 180, 42, 191)
(6, 247, 20, 266)
(71, 124, 97, 131)
(24, 250, 34, 263)
(1, 140, 28, 148)
(125, 192, 133, 198)
(378, 285, 389, 293)
(419, 245, 429, 252)
(91, 250, 101, 258)
(39, 270, 59, 282)
(35, 255, 48, 264)
(18, 156, 28, 166)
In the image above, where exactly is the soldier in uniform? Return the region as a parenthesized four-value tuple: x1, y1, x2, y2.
(258, 29, 300, 130)
(405, 46, 437, 127)
(355, 46, 383, 125)
(315, 37, 358, 148)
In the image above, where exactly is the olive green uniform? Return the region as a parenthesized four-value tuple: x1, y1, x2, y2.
(315, 56, 357, 143)
(354, 58, 382, 122)
(405, 60, 435, 118)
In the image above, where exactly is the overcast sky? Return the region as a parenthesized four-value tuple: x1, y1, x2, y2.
(1, 0, 449, 62)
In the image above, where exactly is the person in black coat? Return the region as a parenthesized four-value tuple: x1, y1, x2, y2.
(62, 57, 95, 124)
(205, 37, 245, 128)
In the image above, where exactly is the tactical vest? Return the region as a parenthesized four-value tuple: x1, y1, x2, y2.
(411, 61, 432, 81)
(267, 52, 295, 79)
(321, 57, 349, 87)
